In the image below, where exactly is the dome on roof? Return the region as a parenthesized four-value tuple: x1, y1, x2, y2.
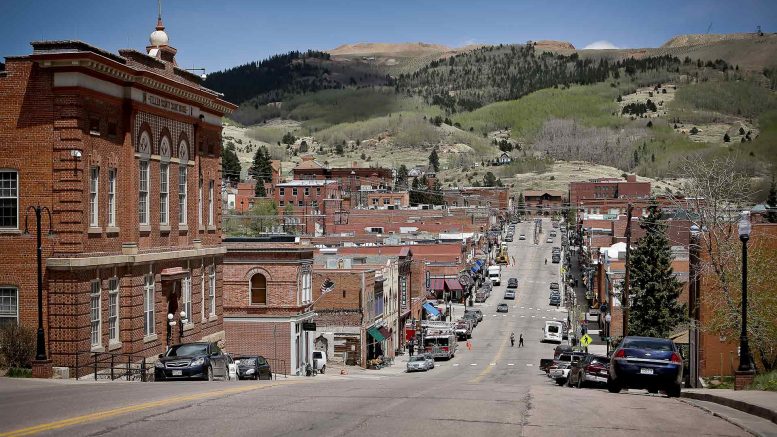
(150, 29, 168, 47)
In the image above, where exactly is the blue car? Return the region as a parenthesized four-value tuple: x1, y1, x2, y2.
(607, 336, 683, 397)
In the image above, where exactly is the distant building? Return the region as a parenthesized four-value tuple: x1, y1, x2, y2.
(569, 174, 651, 206)
(523, 190, 565, 214)
(498, 152, 512, 165)
(291, 156, 393, 207)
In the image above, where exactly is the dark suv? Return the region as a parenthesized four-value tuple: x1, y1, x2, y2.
(155, 342, 228, 381)
(235, 355, 272, 380)
(608, 336, 683, 397)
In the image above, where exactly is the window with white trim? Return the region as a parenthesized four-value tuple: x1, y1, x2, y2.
(107, 169, 116, 227)
(182, 274, 192, 322)
(198, 177, 203, 227)
(300, 268, 312, 304)
(0, 287, 18, 326)
(89, 166, 99, 227)
(108, 278, 119, 343)
(138, 161, 149, 225)
(143, 274, 155, 336)
(90, 280, 101, 347)
(178, 165, 187, 225)
(208, 265, 216, 316)
(208, 180, 214, 226)
(0, 171, 18, 229)
(160, 163, 169, 225)
(201, 267, 206, 321)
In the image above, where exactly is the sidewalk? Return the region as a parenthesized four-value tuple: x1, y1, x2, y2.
(680, 389, 777, 436)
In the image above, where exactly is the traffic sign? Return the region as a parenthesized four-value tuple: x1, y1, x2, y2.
(580, 334, 593, 347)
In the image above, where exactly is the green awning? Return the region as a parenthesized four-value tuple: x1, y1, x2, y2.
(367, 326, 386, 342)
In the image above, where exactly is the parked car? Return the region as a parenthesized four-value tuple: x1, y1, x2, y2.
(504, 236, 513, 242)
(155, 342, 228, 381)
(463, 312, 479, 327)
(519, 234, 526, 240)
(554, 344, 573, 359)
(465, 308, 483, 322)
(546, 237, 553, 243)
(549, 362, 573, 385)
(567, 354, 609, 388)
(423, 353, 436, 369)
(407, 355, 430, 372)
(312, 350, 327, 374)
(497, 303, 509, 313)
(608, 336, 683, 397)
(549, 295, 561, 306)
(455, 319, 473, 340)
(225, 354, 238, 381)
(549, 282, 559, 291)
(235, 355, 272, 380)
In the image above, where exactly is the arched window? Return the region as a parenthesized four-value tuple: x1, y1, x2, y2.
(250, 274, 267, 305)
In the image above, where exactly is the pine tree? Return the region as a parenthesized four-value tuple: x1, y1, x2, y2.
(767, 175, 777, 223)
(221, 143, 242, 182)
(483, 171, 497, 187)
(396, 164, 409, 189)
(428, 148, 440, 172)
(627, 200, 687, 338)
(517, 192, 526, 218)
(249, 146, 273, 197)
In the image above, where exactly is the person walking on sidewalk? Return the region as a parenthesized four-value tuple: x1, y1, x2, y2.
(510, 332, 515, 347)
(519, 333, 524, 347)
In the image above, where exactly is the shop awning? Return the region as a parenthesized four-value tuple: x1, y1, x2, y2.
(429, 278, 445, 291)
(378, 326, 391, 339)
(471, 264, 481, 273)
(423, 302, 440, 317)
(367, 326, 386, 342)
(444, 279, 464, 291)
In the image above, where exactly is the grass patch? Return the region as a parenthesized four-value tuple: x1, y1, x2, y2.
(740, 110, 777, 171)
(748, 370, 777, 391)
(500, 156, 554, 176)
(634, 124, 711, 178)
(670, 80, 777, 124)
(247, 125, 296, 145)
(455, 83, 626, 139)
(6, 367, 32, 378)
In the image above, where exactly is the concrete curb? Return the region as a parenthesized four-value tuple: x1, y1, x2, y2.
(681, 392, 777, 426)
(677, 399, 759, 437)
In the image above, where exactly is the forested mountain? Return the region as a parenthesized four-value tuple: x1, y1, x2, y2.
(395, 44, 681, 113)
(203, 50, 390, 105)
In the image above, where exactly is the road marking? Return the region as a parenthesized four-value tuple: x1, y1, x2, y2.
(520, 315, 525, 318)
(507, 363, 515, 366)
(526, 363, 534, 367)
(531, 315, 535, 318)
(453, 363, 460, 367)
(520, 306, 525, 309)
(0, 381, 300, 437)
(470, 363, 478, 366)
(542, 316, 546, 319)
(502, 314, 507, 317)
(492, 314, 498, 317)
(490, 362, 497, 366)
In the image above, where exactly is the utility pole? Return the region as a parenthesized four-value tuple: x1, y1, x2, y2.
(622, 203, 633, 338)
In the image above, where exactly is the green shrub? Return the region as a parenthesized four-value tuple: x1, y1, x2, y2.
(6, 367, 32, 378)
(749, 370, 777, 391)
(0, 324, 36, 369)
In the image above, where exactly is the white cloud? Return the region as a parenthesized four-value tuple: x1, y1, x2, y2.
(582, 40, 620, 50)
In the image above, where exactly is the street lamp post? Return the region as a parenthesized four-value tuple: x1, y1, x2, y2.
(605, 313, 612, 356)
(179, 311, 187, 343)
(737, 212, 753, 376)
(166, 313, 174, 346)
(24, 206, 54, 362)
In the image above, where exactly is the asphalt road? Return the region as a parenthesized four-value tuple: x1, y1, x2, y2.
(0, 219, 747, 436)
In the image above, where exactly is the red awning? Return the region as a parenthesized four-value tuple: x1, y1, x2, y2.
(429, 278, 446, 291)
(160, 267, 189, 281)
(444, 279, 464, 291)
(378, 326, 391, 339)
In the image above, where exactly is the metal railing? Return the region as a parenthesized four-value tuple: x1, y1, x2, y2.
(74, 350, 153, 382)
(265, 358, 287, 380)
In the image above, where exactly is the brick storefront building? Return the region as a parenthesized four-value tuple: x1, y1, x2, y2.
(292, 155, 393, 208)
(0, 20, 235, 376)
(222, 236, 314, 376)
(569, 175, 651, 206)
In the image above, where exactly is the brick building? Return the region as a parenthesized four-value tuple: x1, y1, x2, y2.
(291, 155, 393, 207)
(569, 175, 651, 206)
(366, 191, 409, 209)
(274, 180, 339, 235)
(443, 187, 510, 210)
(222, 236, 314, 376)
(522, 190, 565, 215)
(0, 19, 235, 376)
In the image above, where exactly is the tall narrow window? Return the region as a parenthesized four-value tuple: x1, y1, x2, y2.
(201, 267, 206, 321)
(198, 177, 203, 227)
(182, 274, 192, 322)
(208, 265, 216, 316)
(0, 287, 18, 326)
(178, 165, 187, 225)
(90, 280, 101, 348)
(143, 274, 155, 336)
(108, 278, 119, 343)
(160, 163, 169, 225)
(0, 171, 18, 229)
(138, 161, 149, 225)
(250, 273, 267, 305)
(107, 169, 116, 227)
(208, 180, 214, 226)
(89, 166, 99, 227)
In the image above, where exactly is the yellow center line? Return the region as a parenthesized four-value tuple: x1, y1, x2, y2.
(471, 295, 520, 384)
(0, 380, 304, 437)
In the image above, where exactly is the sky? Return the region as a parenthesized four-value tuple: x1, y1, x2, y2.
(2, 0, 777, 73)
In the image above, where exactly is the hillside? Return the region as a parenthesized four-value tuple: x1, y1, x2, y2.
(327, 42, 481, 75)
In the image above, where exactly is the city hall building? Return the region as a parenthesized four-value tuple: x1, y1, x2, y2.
(0, 17, 235, 376)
